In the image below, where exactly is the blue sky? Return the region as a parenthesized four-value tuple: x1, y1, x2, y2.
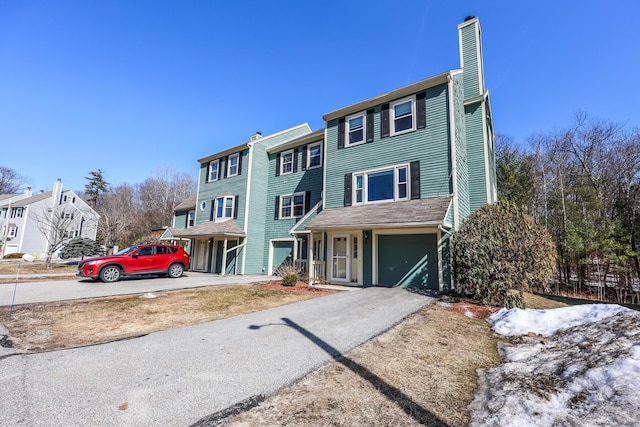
(1, 1, 639, 193)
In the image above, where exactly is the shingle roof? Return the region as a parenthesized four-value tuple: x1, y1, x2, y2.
(174, 194, 197, 211)
(305, 197, 452, 230)
(169, 220, 246, 238)
(11, 191, 53, 207)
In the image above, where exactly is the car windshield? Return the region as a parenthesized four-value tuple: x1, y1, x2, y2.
(114, 246, 139, 256)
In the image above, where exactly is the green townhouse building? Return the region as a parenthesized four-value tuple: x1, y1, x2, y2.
(164, 16, 496, 290)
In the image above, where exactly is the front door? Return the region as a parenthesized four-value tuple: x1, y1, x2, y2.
(194, 239, 209, 271)
(331, 235, 349, 282)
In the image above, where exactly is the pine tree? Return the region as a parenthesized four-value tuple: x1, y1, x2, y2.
(84, 169, 109, 208)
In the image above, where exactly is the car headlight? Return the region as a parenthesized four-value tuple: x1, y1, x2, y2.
(85, 261, 99, 266)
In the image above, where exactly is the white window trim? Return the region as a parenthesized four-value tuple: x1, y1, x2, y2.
(280, 192, 306, 219)
(187, 210, 195, 228)
(390, 95, 416, 137)
(208, 159, 220, 182)
(307, 142, 323, 169)
(345, 112, 366, 147)
(280, 149, 294, 175)
(353, 163, 410, 205)
(214, 196, 235, 221)
(228, 153, 239, 177)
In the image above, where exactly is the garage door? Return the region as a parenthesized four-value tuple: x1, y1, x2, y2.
(272, 240, 294, 273)
(377, 234, 438, 289)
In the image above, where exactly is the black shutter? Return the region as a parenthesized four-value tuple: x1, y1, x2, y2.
(274, 196, 280, 220)
(293, 147, 298, 173)
(305, 190, 311, 214)
(410, 161, 421, 200)
(416, 92, 426, 129)
(366, 109, 374, 143)
(237, 152, 243, 175)
(381, 103, 390, 138)
(233, 195, 239, 219)
(222, 156, 227, 179)
(302, 146, 307, 171)
(344, 173, 352, 207)
(185, 213, 189, 228)
(275, 154, 281, 177)
(210, 200, 215, 221)
(338, 118, 345, 149)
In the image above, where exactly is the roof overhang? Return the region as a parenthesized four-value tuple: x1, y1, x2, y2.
(323, 70, 457, 122)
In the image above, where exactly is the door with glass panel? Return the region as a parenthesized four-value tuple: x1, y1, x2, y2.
(331, 235, 349, 281)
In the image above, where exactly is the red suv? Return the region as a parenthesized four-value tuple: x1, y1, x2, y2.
(77, 244, 190, 282)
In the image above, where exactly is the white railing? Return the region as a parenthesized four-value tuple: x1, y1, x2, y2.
(310, 261, 326, 284)
(294, 259, 308, 273)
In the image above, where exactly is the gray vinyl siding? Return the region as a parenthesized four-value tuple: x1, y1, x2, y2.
(196, 149, 248, 227)
(465, 103, 488, 212)
(460, 23, 480, 99)
(263, 144, 323, 270)
(453, 74, 470, 222)
(325, 83, 451, 209)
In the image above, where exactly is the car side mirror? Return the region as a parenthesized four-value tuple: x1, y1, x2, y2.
(131, 253, 139, 259)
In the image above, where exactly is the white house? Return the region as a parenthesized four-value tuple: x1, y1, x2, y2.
(0, 179, 100, 259)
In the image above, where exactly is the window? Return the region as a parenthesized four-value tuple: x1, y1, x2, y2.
(353, 165, 409, 204)
(11, 208, 23, 219)
(200, 201, 207, 211)
(307, 142, 322, 169)
(64, 230, 78, 239)
(8, 226, 17, 238)
(346, 113, 365, 146)
(391, 96, 415, 136)
(280, 193, 305, 219)
(208, 160, 220, 182)
(281, 150, 294, 175)
(228, 153, 239, 177)
(215, 196, 234, 220)
(187, 210, 195, 227)
(62, 212, 74, 220)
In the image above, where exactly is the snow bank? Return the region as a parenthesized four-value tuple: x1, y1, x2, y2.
(488, 304, 629, 336)
(470, 304, 640, 426)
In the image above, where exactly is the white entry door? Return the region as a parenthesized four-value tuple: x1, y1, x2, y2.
(331, 235, 349, 282)
(194, 239, 209, 271)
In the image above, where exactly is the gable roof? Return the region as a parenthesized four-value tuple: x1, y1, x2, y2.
(169, 220, 246, 238)
(267, 128, 325, 154)
(174, 194, 197, 211)
(305, 197, 452, 230)
(10, 191, 53, 207)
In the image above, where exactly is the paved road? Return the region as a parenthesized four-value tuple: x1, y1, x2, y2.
(0, 287, 434, 426)
(0, 273, 271, 306)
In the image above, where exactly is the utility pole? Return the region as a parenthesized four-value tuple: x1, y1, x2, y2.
(0, 199, 12, 259)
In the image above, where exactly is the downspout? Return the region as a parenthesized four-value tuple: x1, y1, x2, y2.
(447, 74, 459, 229)
(241, 142, 254, 275)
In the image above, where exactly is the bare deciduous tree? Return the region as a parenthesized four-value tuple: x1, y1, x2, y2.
(0, 166, 30, 194)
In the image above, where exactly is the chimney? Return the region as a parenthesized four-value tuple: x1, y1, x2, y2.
(250, 131, 262, 141)
(24, 187, 32, 197)
(52, 179, 63, 206)
(458, 16, 485, 99)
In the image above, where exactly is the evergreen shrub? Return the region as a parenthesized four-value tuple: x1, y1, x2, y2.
(450, 201, 556, 308)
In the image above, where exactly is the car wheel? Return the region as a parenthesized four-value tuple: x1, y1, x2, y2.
(168, 263, 184, 278)
(100, 265, 122, 282)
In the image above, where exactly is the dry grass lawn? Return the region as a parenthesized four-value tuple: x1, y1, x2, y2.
(0, 282, 335, 352)
(226, 293, 568, 427)
(0, 260, 76, 283)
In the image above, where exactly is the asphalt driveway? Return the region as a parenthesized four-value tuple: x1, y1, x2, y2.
(0, 272, 270, 306)
(0, 287, 434, 426)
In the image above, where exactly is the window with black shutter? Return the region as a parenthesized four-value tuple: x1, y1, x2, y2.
(344, 173, 353, 206)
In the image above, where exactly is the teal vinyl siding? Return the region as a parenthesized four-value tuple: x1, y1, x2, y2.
(465, 103, 488, 212)
(196, 149, 248, 226)
(460, 23, 480, 99)
(174, 210, 188, 229)
(263, 142, 324, 270)
(453, 73, 470, 222)
(243, 143, 270, 273)
(325, 83, 452, 209)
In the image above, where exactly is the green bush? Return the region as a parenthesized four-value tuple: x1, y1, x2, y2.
(282, 273, 299, 287)
(450, 201, 556, 308)
(59, 238, 105, 259)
